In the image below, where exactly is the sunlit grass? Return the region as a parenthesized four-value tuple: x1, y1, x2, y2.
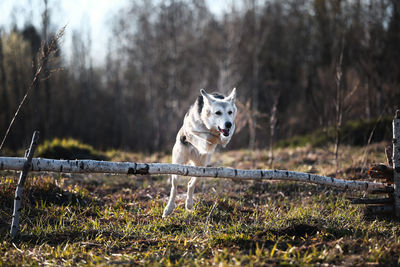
(1, 144, 399, 265)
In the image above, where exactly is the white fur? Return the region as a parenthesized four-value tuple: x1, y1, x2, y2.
(163, 88, 237, 217)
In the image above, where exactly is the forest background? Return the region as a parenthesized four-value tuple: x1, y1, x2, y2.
(0, 0, 399, 153)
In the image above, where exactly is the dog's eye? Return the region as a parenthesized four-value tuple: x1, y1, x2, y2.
(215, 111, 222, 115)
(228, 111, 233, 115)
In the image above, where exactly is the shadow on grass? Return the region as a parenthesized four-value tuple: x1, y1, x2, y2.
(159, 223, 186, 234)
(18, 229, 124, 246)
(363, 211, 400, 224)
(26, 182, 94, 207)
(210, 214, 393, 253)
(211, 219, 320, 252)
(1, 176, 95, 209)
(212, 234, 277, 251)
(0, 176, 96, 240)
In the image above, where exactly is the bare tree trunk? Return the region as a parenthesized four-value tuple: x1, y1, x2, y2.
(166, 0, 179, 149)
(145, 68, 160, 151)
(142, 23, 160, 151)
(219, 4, 240, 93)
(269, 94, 279, 168)
(334, 39, 344, 174)
(0, 33, 10, 135)
(112, 64, 123, 148)
(249, 0, 259, 150)
(393, 110, 400, 216)
(365, 81, 371, 120)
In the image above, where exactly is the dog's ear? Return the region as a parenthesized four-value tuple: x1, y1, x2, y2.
(200, 89, 214, 104)
(226, 88, 236, 103)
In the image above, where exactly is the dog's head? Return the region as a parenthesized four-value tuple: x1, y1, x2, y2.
(199, 88, 237, 143)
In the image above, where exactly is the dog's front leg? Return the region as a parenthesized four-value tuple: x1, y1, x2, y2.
(163, 174, 178, 217)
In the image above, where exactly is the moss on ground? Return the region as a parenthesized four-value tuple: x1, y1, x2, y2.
(277, 117, 392, 148)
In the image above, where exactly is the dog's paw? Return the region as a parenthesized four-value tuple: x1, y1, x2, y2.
(185, 199, 194, 211)
(162, 203, 176, 217)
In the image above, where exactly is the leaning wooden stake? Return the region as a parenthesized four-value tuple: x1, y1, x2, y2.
(393, 110, 400, 217)
(10, 131, 39, 238)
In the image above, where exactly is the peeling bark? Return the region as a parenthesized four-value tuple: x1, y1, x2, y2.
(0, 155, 390, 193)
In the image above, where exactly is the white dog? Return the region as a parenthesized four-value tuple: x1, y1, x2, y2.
(163, 88, 237, 217)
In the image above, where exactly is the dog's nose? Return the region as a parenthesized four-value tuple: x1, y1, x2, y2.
(225, 122, 232, 129)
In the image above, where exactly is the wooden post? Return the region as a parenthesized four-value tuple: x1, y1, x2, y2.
(10, 131, 39, 239)
(393, 110, 400, 217)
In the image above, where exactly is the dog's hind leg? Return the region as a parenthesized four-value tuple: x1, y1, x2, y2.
(185, 176, 198, 210)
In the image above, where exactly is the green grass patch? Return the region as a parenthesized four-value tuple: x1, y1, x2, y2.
(37, 138, 107, 160)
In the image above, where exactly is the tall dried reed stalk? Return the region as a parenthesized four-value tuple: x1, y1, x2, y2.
(0, 26, 65, 151)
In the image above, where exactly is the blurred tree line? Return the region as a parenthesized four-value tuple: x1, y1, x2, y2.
(0, 0, 399, 152)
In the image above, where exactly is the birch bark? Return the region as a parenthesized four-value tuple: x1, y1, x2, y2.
(0, 156, 389, 193)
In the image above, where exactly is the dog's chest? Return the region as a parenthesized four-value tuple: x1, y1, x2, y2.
(185, 131, 218, 154)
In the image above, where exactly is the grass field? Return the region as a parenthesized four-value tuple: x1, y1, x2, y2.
(1, 143, 400, 266)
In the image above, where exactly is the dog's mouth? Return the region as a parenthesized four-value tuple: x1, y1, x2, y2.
(218, 127, 230, 137)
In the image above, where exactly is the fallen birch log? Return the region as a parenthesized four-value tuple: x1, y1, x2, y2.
(0, 156, 391, 193)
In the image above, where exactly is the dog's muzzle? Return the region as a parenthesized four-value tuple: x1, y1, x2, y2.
(218, 126, 230, 137)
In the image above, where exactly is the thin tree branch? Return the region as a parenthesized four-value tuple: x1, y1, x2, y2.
(0, 26, 65, 151)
